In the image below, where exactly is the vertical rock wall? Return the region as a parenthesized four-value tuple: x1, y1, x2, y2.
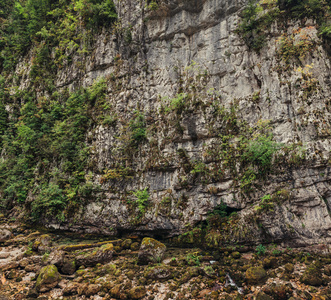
(10, 0, 331, 246)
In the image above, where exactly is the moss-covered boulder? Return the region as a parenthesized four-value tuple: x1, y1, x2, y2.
(61, 258, 76, 275)
(263, 283, 292, 299)
(284, 263, 294, 273)
(231, 252, 241, 259)
(245, 266, 267, 285)
(35, 265, 61, 292)
(32, 234, 52, 253)
(324, 265, 331, 276)
(138, 238, 166, 265)
(131, 242, 140, 251)
(128, 286, 146, 299)
(46, 249, 65, 267)
(110, 284, 128, 299)
(263, 257, 278, 269)
(84, 284, 100, 296)
(300, 265, 323, 286)
(144, 265, 173, 281)
(256, 292, 273, 300)
(121, 239, 132, 249)
(76, 243, 113, 267)
(63, 282, 80, 296)
(179, 266, 200, 284)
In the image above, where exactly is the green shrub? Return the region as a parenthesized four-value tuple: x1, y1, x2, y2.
(186, 253, 200, 266)
(237, 0, 330, 51)
(133, 188, 150, 215)
(236, 0, 280, 51)
(0, 80, 103, 218)
(31, 183, 67, 221)
(163, 93, 187, 114)
(0, 0, 117, 73)
(242, 135, 282, 175)
(129, 111, 147, 146)
(208, 202, 227, 218)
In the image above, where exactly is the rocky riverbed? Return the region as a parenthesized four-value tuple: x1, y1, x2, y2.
(0, 218, 330, 300)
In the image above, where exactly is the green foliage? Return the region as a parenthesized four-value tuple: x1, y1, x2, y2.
(268, 243, 283, 255)
(0, 102, 8, 138)
(129, 111, 147, 146)
(242, 135, 282, 175)
(237, 0, 330, 51)
(256, 244, 266, 256)
(206, 201, 233, 228)
(186, 253, 200, 266)
(254, 194, 274, 212)
(0, 78, 107, 219)
(100, 167, 133, 183)
(204, 265, 215, 276)
(190, 161, 208, 175)
(133, 188, 149, 215)
(278, 0, 329, 19)
(163, 93, 187, 114)
(147, 1, 158, 10)
(277, 33, 316, 66)
(31, 183, 66, 221)
(320, 23, 331, 38)
(236, 0, 280, 51)
(240, 167, 257, 193)
(208, 202, 228, 218)
(75, 0, 117, 28)
(0, 0, 117, 74)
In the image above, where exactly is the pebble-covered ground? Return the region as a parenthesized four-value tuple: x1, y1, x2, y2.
(0, 219, 330, 299)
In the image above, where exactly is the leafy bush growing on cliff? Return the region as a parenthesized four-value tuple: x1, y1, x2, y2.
(0, 0, 117, 74)
(133, 188, 150, 216)
(242, 135, 282, 175)
(129, 111, 147, 146)
(162, 93, 187, 114)
(236, 0, 280, 51)
(237, 0, 330, 51)
(0, 77, 108, 219)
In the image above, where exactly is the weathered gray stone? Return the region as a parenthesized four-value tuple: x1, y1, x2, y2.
(0, 229, 13, 243)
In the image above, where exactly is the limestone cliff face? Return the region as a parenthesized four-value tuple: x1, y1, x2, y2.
(10, 0, 331, 246)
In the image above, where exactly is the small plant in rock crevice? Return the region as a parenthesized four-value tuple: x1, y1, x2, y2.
(132, 188, 150, 216)
(186, 253, 201, 266)
(129, 110, 147, 147)
(256, 244, 267, 256)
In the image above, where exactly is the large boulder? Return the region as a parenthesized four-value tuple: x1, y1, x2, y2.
(138, 238, 166, 265)
(63, 282, 81, 296)
(256, 292, 273, 300)
(32, 234, 52, 253)
(121, 239, 132, 249)
(0, 229, 13, 243)
(246, 266, 267, 285)
(144, 265, 173, 281)
(76, 243, 113, 267)
(45, 250, 65, 267)
(300, 264, 323, 286)
(128, 286, 146, 299)
(35, 265, 61, 292)
(61, 258, 76, 275)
